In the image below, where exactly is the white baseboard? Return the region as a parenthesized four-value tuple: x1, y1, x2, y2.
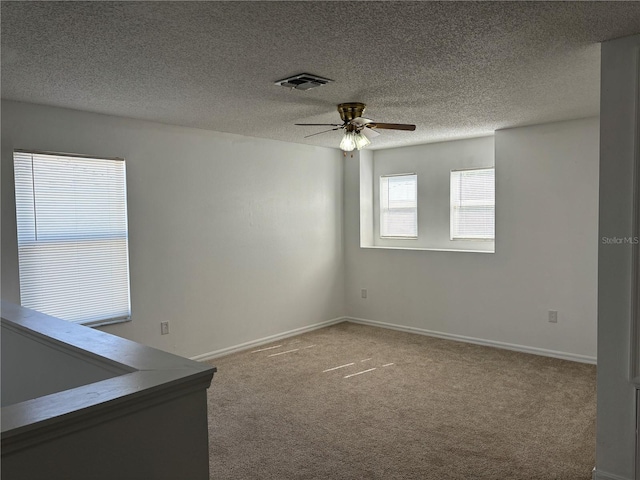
(592, 468, 633, 480)
(346, 317, 597, 364)
(190, 317, 347, 362)
(191, 315, 597, 365)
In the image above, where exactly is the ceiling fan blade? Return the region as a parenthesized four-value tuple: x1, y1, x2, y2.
(304, 127, 342, 138)
(369, 123, 416, 131)
(361, 126, 380, 139)
(350, 116, 374, 127)
(295, 123, 343, 126)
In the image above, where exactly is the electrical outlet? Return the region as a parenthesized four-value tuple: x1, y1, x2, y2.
(161, 322, 169, 335)
(361, 289, 367, 299)
(548, 310, 558, 323)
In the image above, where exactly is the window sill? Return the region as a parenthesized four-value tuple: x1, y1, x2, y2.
(85, 317, 131, 328)
(451, 238, 495, 242)
(361, 245, 494, 254)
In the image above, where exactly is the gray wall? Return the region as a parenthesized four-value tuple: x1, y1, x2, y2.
(2, 389, 211, 480)
(596, 33, 640, 480)
(1, 100, 345, 359)
(1, 324, 125, 407)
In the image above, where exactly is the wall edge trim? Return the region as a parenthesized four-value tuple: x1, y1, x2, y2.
(190, 317, 347, 362)
(346, 317, 597, 364)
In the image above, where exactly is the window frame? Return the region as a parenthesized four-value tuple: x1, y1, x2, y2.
(13, 149, 132, 327)
(450, 166, 495, 241)
(379, 173, 418, 239)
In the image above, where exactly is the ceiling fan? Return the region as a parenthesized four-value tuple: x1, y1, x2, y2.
(295, 103, 416, 151)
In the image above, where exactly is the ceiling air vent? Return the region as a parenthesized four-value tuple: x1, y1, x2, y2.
(274, 73, 334, 91)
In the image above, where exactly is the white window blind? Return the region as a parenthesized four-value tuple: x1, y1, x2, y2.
(450, 167, 495, 240)
(380, 174, 417, 238)
(13, 150, 131, 325)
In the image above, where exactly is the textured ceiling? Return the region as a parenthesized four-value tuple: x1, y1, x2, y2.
(2, 1, 640, 150)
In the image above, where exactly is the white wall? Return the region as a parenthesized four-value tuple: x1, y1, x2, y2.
(595, 33, 639, 480)
(1, 100, 345, 359)
(0, 100, 601, 365)
(345, 117, 599, 361)
(371, 136, 495, 251)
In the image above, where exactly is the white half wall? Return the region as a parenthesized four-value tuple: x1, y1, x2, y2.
(345, 117, 599, 360)
(1, 100, 345, 358)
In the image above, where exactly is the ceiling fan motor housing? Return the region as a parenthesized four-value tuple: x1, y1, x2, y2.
(338, 103, 366, 122)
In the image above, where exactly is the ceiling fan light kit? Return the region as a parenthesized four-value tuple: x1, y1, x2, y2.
(295, 102, 416, 151)
(339, 131, 371, 152)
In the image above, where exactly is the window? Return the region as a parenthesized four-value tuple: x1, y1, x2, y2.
(380, 174, 417, 238)
(13, 150, 131, 326)
(450, 167, 495, 240)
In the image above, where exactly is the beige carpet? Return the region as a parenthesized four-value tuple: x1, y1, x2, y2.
(206, 322, 596, 480)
